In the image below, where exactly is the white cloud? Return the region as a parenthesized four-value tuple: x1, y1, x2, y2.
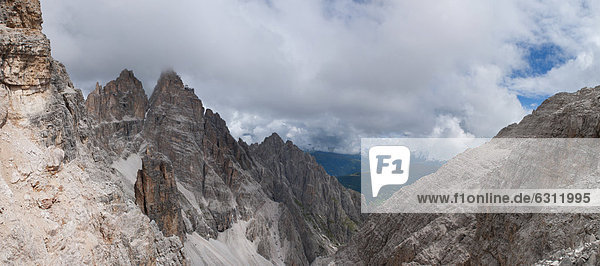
(39, 0, 600, 153)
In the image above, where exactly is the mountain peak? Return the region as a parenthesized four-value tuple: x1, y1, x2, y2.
(148, 69, 196, 109)
(157, 69, 184, 88)
(118, 68, 136, 80)
(147, 71, 204, 122)
(263, 132, 284, 146)
(496, 85, 600, 138)
(85, 69, 148, 121)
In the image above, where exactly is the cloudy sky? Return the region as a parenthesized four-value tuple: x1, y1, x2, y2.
(40, 0, 600, 153)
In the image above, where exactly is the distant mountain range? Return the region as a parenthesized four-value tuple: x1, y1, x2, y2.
(310, 151, 445, 195)
(310, 151, 361, 192)
(309, 151, 360, 177)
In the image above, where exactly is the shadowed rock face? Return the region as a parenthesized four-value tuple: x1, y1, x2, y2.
(85, 69, 148, 155)
(322, 86, 600, 265)
(86, 69, 148, 122)
(143, 71, 239, 236)
(251, 133, 361, 261)
(135, 147, 185, 242)
(87, 69, 361, 264)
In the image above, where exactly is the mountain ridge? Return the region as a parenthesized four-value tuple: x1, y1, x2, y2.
(320, 85, 600, 265)
(86, 68, 362, 264)
(0, 1, 360, 264)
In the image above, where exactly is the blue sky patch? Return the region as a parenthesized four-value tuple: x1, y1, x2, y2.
(517, 94, 549, 110)
(511, 43, 571, 78)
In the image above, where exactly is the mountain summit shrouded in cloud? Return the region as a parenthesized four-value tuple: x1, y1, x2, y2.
(40, 0, 600, 152)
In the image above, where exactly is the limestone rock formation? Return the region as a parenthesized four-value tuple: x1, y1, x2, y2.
(83, 68, 361, 264)
(135, 147, 185, 242)
(251, 133, 361, 260)
(0, 0, 43, 30)
(498, 85, 600, 138)
(85, 69, 147, 156)
(1, 1, 361, 264)
(0, 1, 185, 264)
(135, 70, 361, 264)
(0, 0, 49, 89)
(471, 87, 600, 265)
(86, 69, 148, 122)
(321, 86, 600, 265)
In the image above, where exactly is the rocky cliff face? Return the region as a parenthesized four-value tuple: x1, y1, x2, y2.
(86, 69, 148, 122)
(85, 69, 147, 156)
(0, 1, 185, 264)
(80, 60, 360, 265)
(1, 1, 360, 264)
(135, 147, 185, 242)
(473, 87, 600, 265)
(251, 134, 361, 259)
(321, 86, 600, 265)
(121, 70, 361, 264)
(142, 70, 245, 238)
(0, 0, 48, 90)
(497, 86, 600, 138)
(0, 0, 42, 30)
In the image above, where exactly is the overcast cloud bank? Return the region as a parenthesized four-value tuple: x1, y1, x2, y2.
(40, 0, 600, 153)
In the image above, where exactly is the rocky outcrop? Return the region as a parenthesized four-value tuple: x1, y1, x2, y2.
(251, 133, 361, 261)
(107, 70, 362, 264)
(0, 1, 185, 264)
(0, 0, 87, 160)
(470, 86, 600, 265)
(323, 86, 600, 265)
(0, 0, 43, 30)
(135, 147, 185, 242)
(0, 0, 49, 90)
(143, 71, 235, 237)
(86, 69, 148, 122)
(0, 27, 50, 89)
(85, 69, 147, 156)
(498, 86, 600, 138)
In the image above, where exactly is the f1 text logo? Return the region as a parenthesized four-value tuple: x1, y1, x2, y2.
(368, 146, 411, 197)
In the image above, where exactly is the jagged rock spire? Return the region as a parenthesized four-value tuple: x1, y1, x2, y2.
(148, 69, 204, 118)
(135, 146, 185, 242)
(85, 69, 148, 121)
